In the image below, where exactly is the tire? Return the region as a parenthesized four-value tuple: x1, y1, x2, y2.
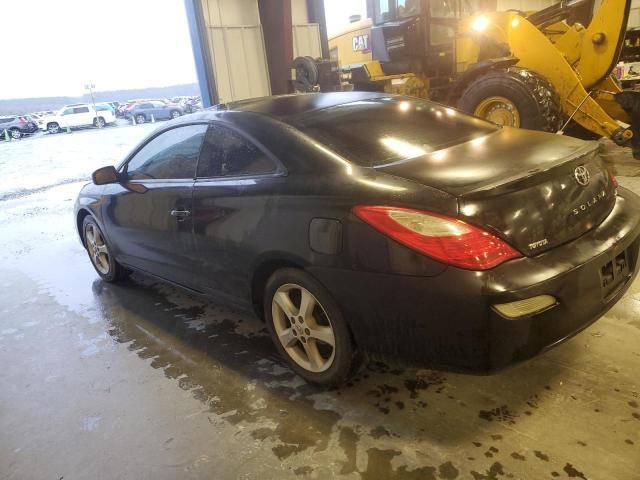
(82, 216, 130, 282)
(135, 114, 146, 124)
(170, 110, 181, 119)
(264, 268, 358, 386)
(292, 56, 319, 92)
(93, 116, 105, 128)
(458, 67, 563, 132)
(47, 122, 60, 134)
(9, 128, 21, 139)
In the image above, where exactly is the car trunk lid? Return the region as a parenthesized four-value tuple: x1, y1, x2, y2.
(375, 128, 616, 256)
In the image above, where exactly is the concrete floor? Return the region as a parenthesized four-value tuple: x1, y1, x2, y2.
(1, 127, 639, 480)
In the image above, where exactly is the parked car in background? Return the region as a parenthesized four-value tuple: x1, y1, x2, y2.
(38, 104, 116, 133)
(127, 101, 183, 124)
(0, 115, 39, 139)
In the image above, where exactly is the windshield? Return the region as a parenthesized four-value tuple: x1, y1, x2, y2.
(374, 0, 422, 23)
(291, 97, 498, 167)
(375, 0, 482, 23)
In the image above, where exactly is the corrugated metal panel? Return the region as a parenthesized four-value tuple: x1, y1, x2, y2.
(292, 24, 322, 59)
(208, 25, 271, 103)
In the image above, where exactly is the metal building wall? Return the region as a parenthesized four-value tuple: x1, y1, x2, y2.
(185, 0, 325, 106)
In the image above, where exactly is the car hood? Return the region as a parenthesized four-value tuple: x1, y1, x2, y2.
(376, 128, 616, 256)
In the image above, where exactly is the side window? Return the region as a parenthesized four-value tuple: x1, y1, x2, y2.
(197, 125, 276, 178)
(73, 106, 90, 114)
(375, 0, 393, 23)
(139, 103, 152, 109)
(126, 124, 208, 180)
(62, 108, 74, 115)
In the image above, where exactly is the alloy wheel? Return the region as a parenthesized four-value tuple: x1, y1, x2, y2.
(135, 114, 146, 124)
(171, 111, 180, 119)
(271, 283, 336, 373)
(95, 117, 105, 128)
(48, 124, 60, 134)
(85, 223, 110, 275)
(10, 129, 21, 139)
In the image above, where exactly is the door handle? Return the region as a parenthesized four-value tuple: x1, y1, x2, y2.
(170, 209, 191, 218)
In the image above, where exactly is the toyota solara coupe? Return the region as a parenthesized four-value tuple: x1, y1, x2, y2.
(75, 92, 640, 385)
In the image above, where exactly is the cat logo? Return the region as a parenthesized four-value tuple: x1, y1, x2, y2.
(352, 34, 370, 52)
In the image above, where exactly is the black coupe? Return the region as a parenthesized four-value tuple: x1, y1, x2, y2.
(75, 92, 640, 385)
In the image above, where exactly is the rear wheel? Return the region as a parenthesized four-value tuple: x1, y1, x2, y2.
(82, 216, 130, 282)
(458, 67, 563, 132)
(170, 110, 181, 119)
(9, 128, 21, 139)
(264, 268, 358, 386)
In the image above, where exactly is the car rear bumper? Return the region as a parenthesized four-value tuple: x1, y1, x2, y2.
(308, 188, 640, 373)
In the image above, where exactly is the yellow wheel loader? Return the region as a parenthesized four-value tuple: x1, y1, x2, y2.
(292, 0, 640, 157)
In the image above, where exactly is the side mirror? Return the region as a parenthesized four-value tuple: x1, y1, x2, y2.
(92, 165, 119, 185)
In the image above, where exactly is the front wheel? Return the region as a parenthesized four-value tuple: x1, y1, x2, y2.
(93, 116, 106, 128)
(264, 268, 358, 386)
(135, 114, 146, 124)
(170, 110, 181, 119)
(83, 216, 130, 282)
(47, 123, 60, 134)
(458, 67, 562, 132)
(9, 128, 21, 139)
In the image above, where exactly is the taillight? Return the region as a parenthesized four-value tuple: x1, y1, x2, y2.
(352, 205, 521, 270)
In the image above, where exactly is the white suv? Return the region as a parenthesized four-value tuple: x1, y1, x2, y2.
(39, 104, 116, 133)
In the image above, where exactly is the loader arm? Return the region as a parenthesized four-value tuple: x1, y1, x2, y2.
(500, 9, 632, 144)
(575, 0, 631, 89)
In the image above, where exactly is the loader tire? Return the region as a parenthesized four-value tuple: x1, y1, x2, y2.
(458, 67, 563, 133)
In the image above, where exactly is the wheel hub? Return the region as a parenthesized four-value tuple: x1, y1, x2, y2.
(474, 96, 521, 127)
(272, 284, 336, 373)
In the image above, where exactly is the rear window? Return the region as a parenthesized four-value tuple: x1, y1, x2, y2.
(290, 97, 498, 167)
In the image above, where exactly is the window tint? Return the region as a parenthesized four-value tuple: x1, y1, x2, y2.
(197, 125, 276, 178)
(73, 106, 90, 114)
(126, 124, 207, 180)
(290, 97, 498, 167)
(62, 108, 74, 115)
(151, 101, 165, 108)
(139, 103, 152, 109)
(0, 117, 14, 124)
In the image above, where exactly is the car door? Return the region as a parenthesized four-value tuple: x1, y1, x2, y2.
(101, 123, 208, 289)
(151, 101, 168, 119)
(59, 107, 75, 127)
(191, 123, 284, 303)
(71, 106, 92, 126)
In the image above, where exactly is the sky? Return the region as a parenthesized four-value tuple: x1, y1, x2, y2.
(0, 0, 366, 100)
(0, 0, 198, 99)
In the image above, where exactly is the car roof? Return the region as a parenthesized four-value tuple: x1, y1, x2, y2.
(210, 92, 391, 120)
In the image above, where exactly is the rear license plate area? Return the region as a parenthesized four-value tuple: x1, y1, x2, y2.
(600, 250, 631, 300)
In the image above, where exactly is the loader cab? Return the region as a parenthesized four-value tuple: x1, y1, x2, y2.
(367, 0, 485, 76)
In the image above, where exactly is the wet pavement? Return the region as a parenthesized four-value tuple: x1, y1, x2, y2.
(1, 130, 639, 479)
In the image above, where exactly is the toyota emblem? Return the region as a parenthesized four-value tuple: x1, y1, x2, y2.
(573, 165, 590, 186)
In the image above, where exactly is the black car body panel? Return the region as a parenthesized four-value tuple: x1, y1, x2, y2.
(75, 92, 640, 373)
